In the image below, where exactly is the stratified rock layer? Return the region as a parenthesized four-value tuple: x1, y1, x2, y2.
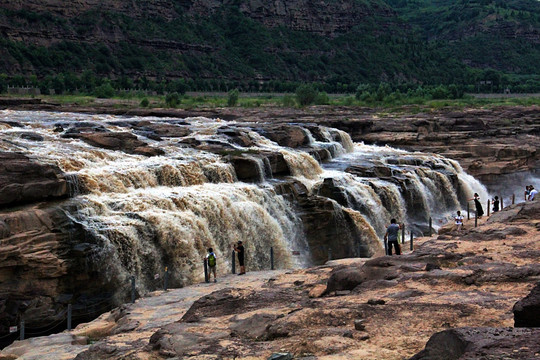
(0, 152, 69, 207)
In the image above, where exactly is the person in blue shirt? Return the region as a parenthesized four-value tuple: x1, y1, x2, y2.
(384, 219, 402, 255)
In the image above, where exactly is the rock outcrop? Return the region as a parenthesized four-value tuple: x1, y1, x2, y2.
(152, 105, 537, 186)
(0, 204, 119, 335)
(8, 103, 539, 185)
(0, 152, 69, 207)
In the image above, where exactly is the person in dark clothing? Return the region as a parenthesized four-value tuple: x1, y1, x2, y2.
(234, 241, 246, 275)
(384, 219, 401, 256)
(469, 193, 484, 218)
(492, 196, 500, 213)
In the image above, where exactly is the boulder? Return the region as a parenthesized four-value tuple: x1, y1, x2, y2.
(17, 132, 44, 141)
(230, 313, 280, 339)
(255, 125, 309, 148)
(410, 327, 540, 360)
(262, 152, 290, 176)
(138, 122, 191, 138)
(229, 156, 263, 182)
(488, 201, 540, 224)
(514, 282, 540, 327)
(217, 126, 255, 147)
(315, 178, 349, 207)
(325, 266, 364, 293)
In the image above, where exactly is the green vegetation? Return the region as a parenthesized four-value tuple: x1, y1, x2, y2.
(296, 84, 318, 106)
(384, 0, 540, 87)
(165, 92, 181, 107)
(0, 1, 538, 94)
(227, 89, 239, 107)
(7, 88, 540, 111)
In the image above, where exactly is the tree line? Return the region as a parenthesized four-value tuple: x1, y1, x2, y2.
(2, 70, 540, 99)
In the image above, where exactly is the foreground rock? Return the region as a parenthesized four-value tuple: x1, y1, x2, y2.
(3, 201, 538, 359)
(410, 327, 540, 360)
(513, 282, 540, 328)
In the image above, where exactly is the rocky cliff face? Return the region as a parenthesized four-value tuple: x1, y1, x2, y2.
(0, 0, 393, 44)
(188, 0, 395, 35)
(0, 0, 177, 19)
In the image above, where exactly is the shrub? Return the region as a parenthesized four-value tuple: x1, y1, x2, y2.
(165, 92, 180, 107)
(94, 82, 115, 98)
(295, 84, 317, 106)
(355, 83, 371, 100)
(227, 89, 239, 107)
(314, 91, 330, 105)
(375, 83, 392, 101)
(358, 91, 374, 102)
(430, 85, 450, 100)
(140, 98, 150, 107)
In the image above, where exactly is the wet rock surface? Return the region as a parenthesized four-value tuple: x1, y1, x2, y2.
(3, 201, 538, 359)
(0, 107, 537, 358)
(63, 131, 165, 157)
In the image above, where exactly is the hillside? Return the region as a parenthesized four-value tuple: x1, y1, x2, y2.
(0, 0, 539, 90)
(386, 0, 540, 83)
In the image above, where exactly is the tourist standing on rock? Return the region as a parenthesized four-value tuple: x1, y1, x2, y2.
(492, 196, 500, 213)
(524, 185, 531, 201)
(454, 211, 464, 231)
(529, 186, 538, 201)
(384, 219, 401, 255)
(205, 248, 217, 283)
(469, 193, 484, 218)
(234, 241, 246, 275)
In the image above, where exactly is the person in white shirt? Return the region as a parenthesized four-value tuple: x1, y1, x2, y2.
(454, 210, 464, 231)
(529, 186, 538, 201)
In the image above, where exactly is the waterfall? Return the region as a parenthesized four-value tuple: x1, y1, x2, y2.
(0, 110, 489, 295)
(74, 184, 306, 290)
